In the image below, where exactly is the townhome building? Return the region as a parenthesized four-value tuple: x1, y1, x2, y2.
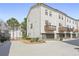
(0, 20, 10, 39)
(9, 26, 22, 40)
(27, 3, 79, 40)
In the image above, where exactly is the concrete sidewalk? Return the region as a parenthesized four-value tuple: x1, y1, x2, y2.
(9, 40, 79, 56)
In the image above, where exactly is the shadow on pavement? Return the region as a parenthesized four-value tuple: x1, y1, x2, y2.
(63, 39, 79, 46)
(0, 41, 11, 56)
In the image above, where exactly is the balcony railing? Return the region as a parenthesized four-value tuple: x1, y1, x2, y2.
(58, 26, 66, 32)
(44, 25, 56, 33)
(66, 28, 73, 32)
(73, 29, 79, 32)
(58, 26, 74, 32)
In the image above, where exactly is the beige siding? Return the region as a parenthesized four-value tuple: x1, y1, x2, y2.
(27, 6, 41, 38)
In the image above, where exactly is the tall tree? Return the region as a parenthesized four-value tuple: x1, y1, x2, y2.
(7, 17, 20, 40)
(21, 17, 27, 39)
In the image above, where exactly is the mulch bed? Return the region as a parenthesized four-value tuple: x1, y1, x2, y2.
(20, 40, 45, 44)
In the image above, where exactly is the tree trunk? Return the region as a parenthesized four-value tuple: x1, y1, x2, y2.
(13, 28, 14, 40)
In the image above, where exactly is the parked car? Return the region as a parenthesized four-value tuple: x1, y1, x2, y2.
(0, 32, 10, 43)
(0, 21, 10, 42)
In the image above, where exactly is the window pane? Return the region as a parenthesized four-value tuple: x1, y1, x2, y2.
(45, 10, 48, 15)
(49, 11, 52, 16)
(30, 24, 33, 29)
(59, 15, 60, 19)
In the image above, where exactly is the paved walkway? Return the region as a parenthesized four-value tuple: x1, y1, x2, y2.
(0, 39, 79, 56)
(9, 39, 79, 56)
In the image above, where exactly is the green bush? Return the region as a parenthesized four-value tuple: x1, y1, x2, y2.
(35, 38, 39, 42)
(60, 37, 63, 41)
(22, 32, 27, 39)
(0, 34, 10, 43)
(22, 35, 31, 40)
(26, 37, 31, 40)
(0, 36, 5, 43)
(38, 40, 45, 43)
(30, 38, 39, 42)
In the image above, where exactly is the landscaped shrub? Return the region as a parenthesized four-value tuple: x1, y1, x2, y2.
(38, 40, 45, 43)
(0, 36, 6, 43)
(0, 33, 10, 43)
(60, 37, 63, 41)
(35, 38, 39, 42)
(26, 37, 31, 40)
(22, 32, 27, 39)
(30, 38, 39, 42)
(22, 35, 31, 40)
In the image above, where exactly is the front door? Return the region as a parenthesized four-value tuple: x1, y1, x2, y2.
(46, 34, 54, 39)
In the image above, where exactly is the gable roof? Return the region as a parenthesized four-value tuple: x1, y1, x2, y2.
(31, 3, 79, 21)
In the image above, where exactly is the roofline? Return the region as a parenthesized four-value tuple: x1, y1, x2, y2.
(27, 3, 79, 21)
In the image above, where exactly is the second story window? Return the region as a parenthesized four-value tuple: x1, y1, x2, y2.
(45, 20, 51, 25)
(49, 11, 52, 16)
(67, 19, 68, 22)
(73, 21, 74, 24)
(30, 24, 33, 29)
(59, 15, 61, 19)
(59, 23, 62, 26)
(70, 20, 71, 23)
(62, 16, 63, 20)
(45, 10, 48, 15)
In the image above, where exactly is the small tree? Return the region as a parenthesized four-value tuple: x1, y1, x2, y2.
(7, 17, 20, 40)
(21, 17, 27, 39)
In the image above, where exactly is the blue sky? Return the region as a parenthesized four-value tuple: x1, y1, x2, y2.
(47, 3, 79, 20)
(0, 3, 79, 23)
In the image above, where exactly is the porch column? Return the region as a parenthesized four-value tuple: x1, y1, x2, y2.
(76, 33, 78, 38)
(42, 34, 46, 39)
(54, 33, 57, 40)
(64, 32, 67, 39)
(70, 32, 72, 38)
(77, 33, 79, 38)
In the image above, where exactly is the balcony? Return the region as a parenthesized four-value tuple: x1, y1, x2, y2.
(58, 25, 75, 33)
(66, 28, 73, 32)
(44, 25, 56, 33)
(58, 26, 66, 32)
(73, 29, 79, 32)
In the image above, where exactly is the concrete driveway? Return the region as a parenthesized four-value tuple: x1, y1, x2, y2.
(0, 39, 79, 56)
(9, 39, 79, 56)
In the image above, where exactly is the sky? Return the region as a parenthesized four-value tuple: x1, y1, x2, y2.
(0, 3, 79, 23)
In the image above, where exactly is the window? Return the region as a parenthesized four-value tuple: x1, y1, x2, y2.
(45, 20, 51, 25)
(70, 20, 72, 23)
(49, 11, 52, 16)
(67, 19, 68, 22)
(59, 15, 61, 19)
(74, 21, 75, 24)
(59, 23, 62, 26)
(65, 17, 66, 21)
(45, 10, 48, 15)
(73, 21, 74, 24)
(62, 16, 63, 20)
(30, 24, 33, 29)
(70, 26, 71, 28)
(45, 20, 48, 25)
(67, 25, 69, 28)
(72, 27, 74, 29)
(75, 21, 76, 24)
(69, 20, 71, 23)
